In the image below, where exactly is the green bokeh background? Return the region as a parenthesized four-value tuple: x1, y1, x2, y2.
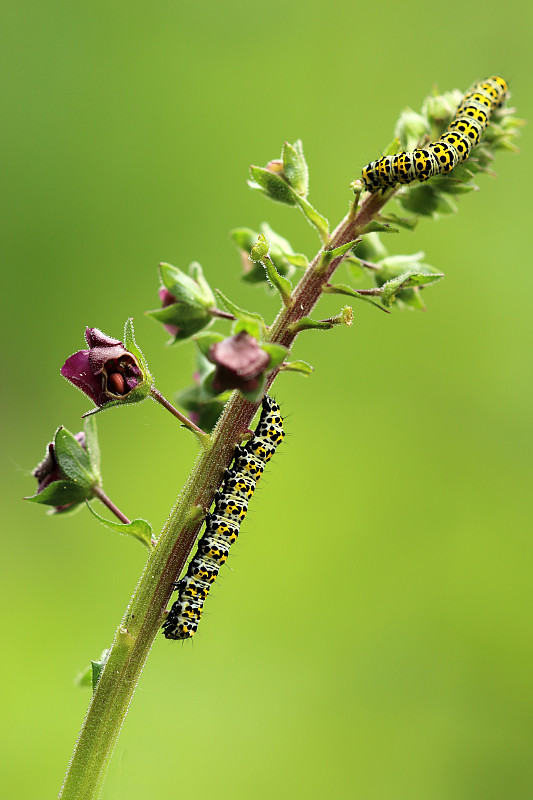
(2, 2, 532, 798)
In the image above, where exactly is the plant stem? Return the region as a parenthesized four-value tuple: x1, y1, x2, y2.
(92, 486, 131, 525)
(59, 186, 394, 799)
(150, 387, 208, 442)
(209, 307, 237, 321)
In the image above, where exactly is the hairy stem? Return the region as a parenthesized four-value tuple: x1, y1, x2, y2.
(59, 187, 393, 799)
(92, 486, 131, 525)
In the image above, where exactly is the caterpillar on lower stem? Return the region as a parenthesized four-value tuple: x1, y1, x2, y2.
(361, 75, 508, 193)
(162, 396, 284, 641)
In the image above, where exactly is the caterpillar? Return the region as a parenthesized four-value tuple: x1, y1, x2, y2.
(361, 75, 508, 193)
(162, 396, 284, 640)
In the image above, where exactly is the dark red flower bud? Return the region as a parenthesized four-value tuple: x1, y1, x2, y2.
(31, 432, 88, 513)
(208, 332, 270, 394)
(61, 327, 145, 407)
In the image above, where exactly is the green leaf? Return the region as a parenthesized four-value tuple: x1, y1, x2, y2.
(146, 302, 213, 341)
(240, 373, 268, 404)
(354, 232, 388, 262)
(263, 257, 293, 305)
(294, 195, 329, 243)
(248, 166, 297, 206)
(214, 289, 268, 339)
(75, 649, 111, 692)
(158, 262, 214, 308)
(123, 319, 153, 385)
(378, 212, 418, 230)
(282, 139, 309, 196)
(281, 360, 314, 377)
(284, 253, 309, 269)
(323, 283, 390, 314)
(380, 271, 444, 308)
(25, 480, 90, 508)
(360, 220, 399, 234)
(326, 239, 361, 258)
(86, 502, 154, 551)
(193, 331, 225, 359)
(261, 343, 288, 370)
(54, 427, 97, 488)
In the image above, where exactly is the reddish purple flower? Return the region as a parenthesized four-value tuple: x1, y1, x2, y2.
(32, 432, 88, 513)
(61, 327, 144, 407)
(208, 332, 270, 394)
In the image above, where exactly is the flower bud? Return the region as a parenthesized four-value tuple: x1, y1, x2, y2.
(25, 428, 97, 513)
(208, 332, 271, 394)
(146, 262, 215, 341)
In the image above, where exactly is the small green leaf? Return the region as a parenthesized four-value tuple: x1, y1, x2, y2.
(54, 427, 97, 488)
(282, 139, 309, 196)
(263, 257, 293, 305)
(214, 289, 268, 339)
(193, 331, 226, 359)
(380, 271, 444, 308)
(90, 650, 110, 692)
(75, 649, 111, 692)
(323, 283, 390, 314)
(326, 239, 361, 259)
(25, 480, 90, 508)
(354, 232, 388, 262)
(86, 502, 154, 551)
(360, 220, 399, 234)
(261, 343, 288, 370)
(248, 166, 298, 206)
(123, 319, 153, 386)
(294, 196, 329, 243)
(146, 302, 213, 341)
(378, 212, 418, 230)
(281, 360, 314, 377)
(285, 253, 309, 269)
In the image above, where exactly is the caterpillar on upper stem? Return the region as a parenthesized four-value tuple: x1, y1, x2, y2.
(361, 75, 508, 193)
(162, 396, 284, 641)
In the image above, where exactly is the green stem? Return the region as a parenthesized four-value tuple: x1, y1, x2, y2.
(59, 186, 394, 799)
(92, 486, 131, 525)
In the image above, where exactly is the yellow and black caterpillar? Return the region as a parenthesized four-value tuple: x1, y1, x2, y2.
(162, 396, 284, 640)
(361, 75, 508, 193)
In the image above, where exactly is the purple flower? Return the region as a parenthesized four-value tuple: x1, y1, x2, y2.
(31, 432, 88, 513)
(61, 327, 144, 407)
(208, 332, 270, 394)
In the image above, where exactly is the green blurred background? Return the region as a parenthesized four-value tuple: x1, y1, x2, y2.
(2, 1, 532, 797)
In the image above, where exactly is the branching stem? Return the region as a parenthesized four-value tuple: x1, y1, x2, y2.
(59, 185, 395, 799)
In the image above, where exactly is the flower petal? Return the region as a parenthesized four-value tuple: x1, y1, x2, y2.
(61, 349, 104, 405)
